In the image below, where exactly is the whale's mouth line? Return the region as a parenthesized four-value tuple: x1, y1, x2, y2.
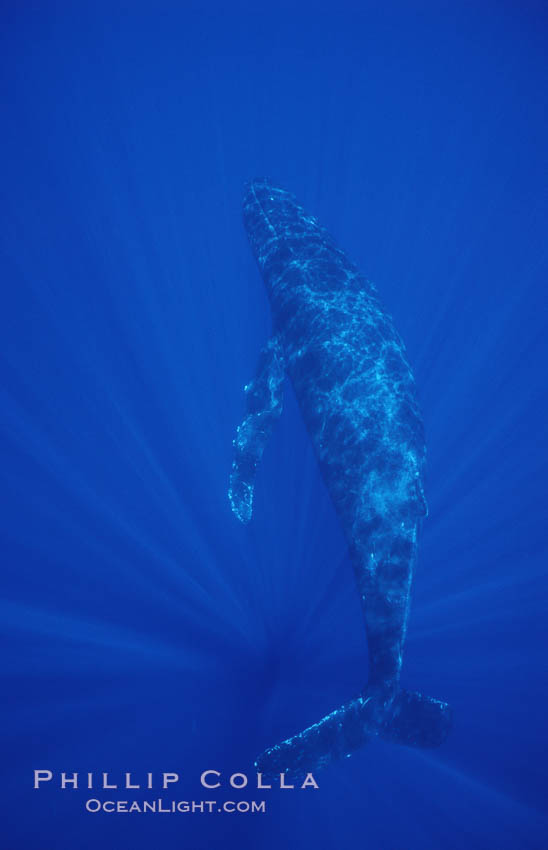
(247, 181, 300, 271)
(248, 181, 279, 242)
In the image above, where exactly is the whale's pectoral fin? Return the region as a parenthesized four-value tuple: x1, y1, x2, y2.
(229, 336, 286, 523)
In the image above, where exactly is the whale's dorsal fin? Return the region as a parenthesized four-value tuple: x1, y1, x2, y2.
(229, 335, 286, 523)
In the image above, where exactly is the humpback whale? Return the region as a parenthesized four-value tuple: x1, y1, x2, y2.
(229, 180, 451, 776)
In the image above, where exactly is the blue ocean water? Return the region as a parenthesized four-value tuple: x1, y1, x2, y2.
(1, 2, 547, 848)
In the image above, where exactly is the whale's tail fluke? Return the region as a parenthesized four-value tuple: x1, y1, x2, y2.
(254, 687, 451, 779)
(379, 687, 452, 749)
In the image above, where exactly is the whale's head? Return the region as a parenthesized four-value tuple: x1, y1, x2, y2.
(242, 179, 299, 267)
(242, 179, 328, 287)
